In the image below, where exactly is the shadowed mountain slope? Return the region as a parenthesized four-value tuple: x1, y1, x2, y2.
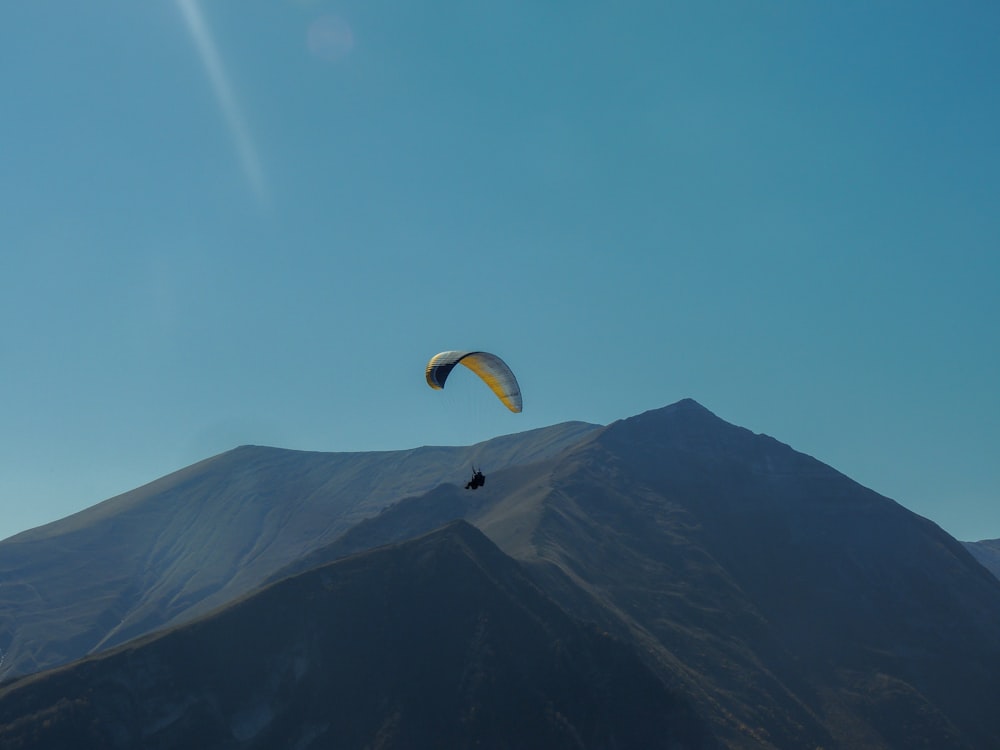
(530, 400, 1000, 748)
(0, 522, 707, 750)
(288, 399, 1000, 749)
(0, 421, 598, 679)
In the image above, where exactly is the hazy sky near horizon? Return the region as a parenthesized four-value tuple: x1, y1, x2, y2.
(2, 2, 998, 543)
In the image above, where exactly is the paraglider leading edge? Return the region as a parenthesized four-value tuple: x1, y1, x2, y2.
(424, 350, 522, 413)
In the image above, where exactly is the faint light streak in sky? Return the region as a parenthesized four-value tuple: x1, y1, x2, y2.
(177, 0, 267, 205)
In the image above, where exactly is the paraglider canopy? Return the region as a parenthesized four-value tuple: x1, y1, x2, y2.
(425, 350, 522, 413)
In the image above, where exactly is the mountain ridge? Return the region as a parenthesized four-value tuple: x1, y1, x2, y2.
(0, 420, 599, 679)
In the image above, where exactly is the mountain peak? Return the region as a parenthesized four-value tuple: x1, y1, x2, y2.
(600, 397, 746, 449)
(664, 396, 711, 411)
(610, 398, 724, 429)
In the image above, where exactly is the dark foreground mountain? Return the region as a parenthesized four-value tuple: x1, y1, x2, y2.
(0, 421, 598, 679)
(284, 400, 1000, 749)
(964, 538, 1000, 579)
(0, 522, 706, 750)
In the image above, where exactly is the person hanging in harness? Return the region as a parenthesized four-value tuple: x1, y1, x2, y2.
(465, 466, 485, 490)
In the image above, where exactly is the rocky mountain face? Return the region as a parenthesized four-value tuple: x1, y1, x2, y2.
(0, 421, 598, 679)
(4, 399, 1000, 749)
(0, 522, 707, 750)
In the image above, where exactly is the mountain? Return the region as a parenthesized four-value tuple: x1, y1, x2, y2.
(0, 522, 707, 750)
(274, 399, 1000, 749)
(509, 400, 1000, 749)
(964, 538, 1000, 579)
(6, 398, 1000, 748)
(0, 421, 598, 680)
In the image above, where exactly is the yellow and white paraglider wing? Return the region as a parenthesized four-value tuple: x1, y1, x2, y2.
(425, 350, 522, 413)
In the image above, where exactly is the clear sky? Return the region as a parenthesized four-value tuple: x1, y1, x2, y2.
(2, 1, 998, 543)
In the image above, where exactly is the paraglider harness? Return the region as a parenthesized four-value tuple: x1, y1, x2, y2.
(465, 466, 485, 490)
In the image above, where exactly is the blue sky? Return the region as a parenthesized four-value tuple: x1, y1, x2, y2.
(2, 1, 998, 542)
